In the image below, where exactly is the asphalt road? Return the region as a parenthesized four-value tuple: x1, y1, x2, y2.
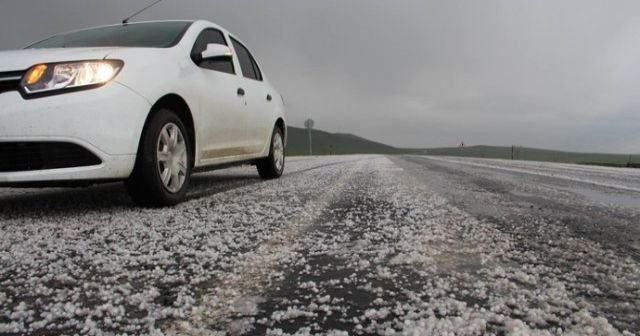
(1, 155, 639, 335)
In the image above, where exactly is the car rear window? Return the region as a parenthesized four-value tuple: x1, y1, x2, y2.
(27, 21, 193, 49)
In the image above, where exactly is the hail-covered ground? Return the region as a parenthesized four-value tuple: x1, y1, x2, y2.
(1, 155, 639, 336)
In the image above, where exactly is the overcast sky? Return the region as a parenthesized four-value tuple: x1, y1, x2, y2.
(1, 0, 639, 153)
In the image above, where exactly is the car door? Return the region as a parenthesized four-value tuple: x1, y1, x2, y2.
(230, 36, 273, 154)
(190, 28, 248, 162)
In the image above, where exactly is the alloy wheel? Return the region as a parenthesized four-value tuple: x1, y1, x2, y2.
(273, 131, 284, 172)
(156, 123, 187, 193)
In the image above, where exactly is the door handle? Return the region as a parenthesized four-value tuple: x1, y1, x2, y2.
(266, 94, 272, 101)
(237, 88, 245, 96)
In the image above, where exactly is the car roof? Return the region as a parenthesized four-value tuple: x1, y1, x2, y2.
(26, 20, 225, 49)
(44, 20, 225, 37)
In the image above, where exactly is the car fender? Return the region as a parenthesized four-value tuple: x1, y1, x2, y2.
(107, 47, 203, 156)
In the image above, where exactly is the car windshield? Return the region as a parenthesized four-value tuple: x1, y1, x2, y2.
(27, 21, 192, 49)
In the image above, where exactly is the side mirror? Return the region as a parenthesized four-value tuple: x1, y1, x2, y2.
(201, 43, 233, 60)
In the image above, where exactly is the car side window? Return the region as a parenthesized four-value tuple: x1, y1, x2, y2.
(191, 29, 234, 75)
(230, 37, 262, 81)
(250, 52, 263, 81)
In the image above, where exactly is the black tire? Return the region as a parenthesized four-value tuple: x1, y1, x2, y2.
(257, 127, 285, 179)
(126, 108, 192, 207)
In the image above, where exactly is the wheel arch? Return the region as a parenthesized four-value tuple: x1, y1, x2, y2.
(138, 94, 197, 168)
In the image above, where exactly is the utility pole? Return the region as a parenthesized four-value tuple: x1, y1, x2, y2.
(511, 145, 514, 160)
(304, 119, 315, 156)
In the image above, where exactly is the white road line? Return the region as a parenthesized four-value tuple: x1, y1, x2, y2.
(417, 156, 640, 193)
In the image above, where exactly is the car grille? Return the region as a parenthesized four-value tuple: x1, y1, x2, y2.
(0, 71, 24, 95)
(0, 142, 102, 172)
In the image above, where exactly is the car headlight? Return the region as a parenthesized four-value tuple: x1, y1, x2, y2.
(20, 60, 123, 97)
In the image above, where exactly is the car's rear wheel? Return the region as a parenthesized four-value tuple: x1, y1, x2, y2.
(126, 108, 191, 206)
(257, 127, 285, 179)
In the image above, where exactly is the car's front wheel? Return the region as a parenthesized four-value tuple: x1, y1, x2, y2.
(257, 127, 285, 179)
(126, 108, 191, 207)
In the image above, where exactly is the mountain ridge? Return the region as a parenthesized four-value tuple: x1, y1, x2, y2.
(285, 126, 639, 167)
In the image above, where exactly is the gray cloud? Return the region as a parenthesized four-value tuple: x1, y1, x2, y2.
(1, 0, 638, 153)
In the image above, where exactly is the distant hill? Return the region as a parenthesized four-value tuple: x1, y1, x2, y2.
(285, 126, 639, 167)
(285, 126, 398, 155)
(413, 145, 638, 167)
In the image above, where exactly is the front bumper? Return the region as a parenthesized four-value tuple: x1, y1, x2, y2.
(0, 152, 136, 186)
(0, 81, 151, 183)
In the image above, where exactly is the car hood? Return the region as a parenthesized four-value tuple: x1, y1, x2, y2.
(0, 47, 123, 72)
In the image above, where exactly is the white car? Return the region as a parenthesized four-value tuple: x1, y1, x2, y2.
(0, 20, 286, 206)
